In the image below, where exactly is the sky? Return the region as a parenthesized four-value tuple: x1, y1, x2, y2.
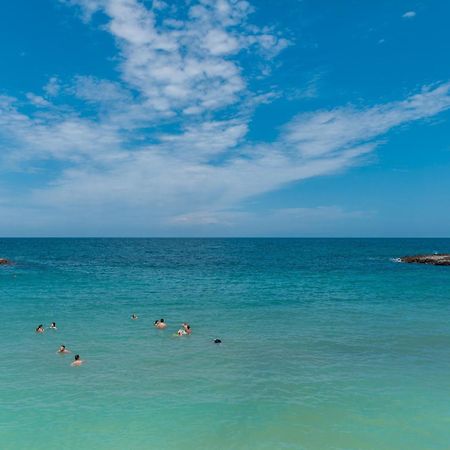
(1, 0, 450, 237)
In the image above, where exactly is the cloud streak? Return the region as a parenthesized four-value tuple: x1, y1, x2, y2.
(402, 11, 416, 19)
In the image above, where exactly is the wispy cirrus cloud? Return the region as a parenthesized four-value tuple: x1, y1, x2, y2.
(168, 206, 374, 236)
(283, 83, 450, 159)
(402, 11, 416, 19)
(25, 93, 51, 107)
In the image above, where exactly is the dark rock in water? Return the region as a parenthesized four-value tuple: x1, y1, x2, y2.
(0, 258, 11, 265)
(400, 254, 450, 266)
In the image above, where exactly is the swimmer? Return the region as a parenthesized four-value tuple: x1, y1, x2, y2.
(154, 318, 167, 329)
(50, 322, 57, 330)
(182, 323, 192, 335)
(177, 328, 187, 336)
(71, 354, 84, 366)
(131, 314, 138, 320)
(57, 345, 70, 354)
(213, 338, 222, 344)
(35, 324, 44, 333)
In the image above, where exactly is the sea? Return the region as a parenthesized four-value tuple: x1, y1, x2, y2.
(1, 238, 450, 450)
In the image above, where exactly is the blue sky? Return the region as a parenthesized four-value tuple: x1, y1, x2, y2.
(1, 0, 450, 236)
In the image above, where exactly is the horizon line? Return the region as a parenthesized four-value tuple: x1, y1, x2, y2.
(1, 236, 450, 239)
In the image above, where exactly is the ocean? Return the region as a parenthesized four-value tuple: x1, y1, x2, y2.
(1, 238, 450, 449)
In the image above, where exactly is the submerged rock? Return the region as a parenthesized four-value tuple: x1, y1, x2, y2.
(400, 254, 450, 266)
(0, 258, 11, 265)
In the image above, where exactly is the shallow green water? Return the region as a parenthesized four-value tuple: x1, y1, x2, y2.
(1, 238, 450, 449)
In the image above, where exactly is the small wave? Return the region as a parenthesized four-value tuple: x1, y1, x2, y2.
(390, 257, 402, 263)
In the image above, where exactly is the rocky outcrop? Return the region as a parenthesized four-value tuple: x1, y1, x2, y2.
(400, 254, 450, 266)
(0, 258, 11, 265)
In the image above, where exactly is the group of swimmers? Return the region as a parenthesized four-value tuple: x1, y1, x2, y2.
(36, 316, 222, 367)
(35, 322, 84, 366)
(132, 315, 194, 336)
(35, 322, 56, 333)
(152, 317, 220, 341)
(151, 317, 192, 336)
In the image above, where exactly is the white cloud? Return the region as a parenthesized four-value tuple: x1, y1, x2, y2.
(0, 98, 123, 164)
(283, 83, 450, 159)
(170, 210, 227, 226)
(169, 206, 371, 228)
(402, 11, 416, 19)
(287, 73, 322, 100)
(25, 93, 51, 107)
(152, 0, 167, 11)
(68, 0, 287, 115)
(158, 119, 248, 160)
(202, 29, 240, 55)
(72, 75, 132, 105)
(44, 77, 61, 96)
(2, 78, 450, 233)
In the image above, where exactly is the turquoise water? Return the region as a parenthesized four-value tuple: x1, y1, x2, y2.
(1, 238, 450, 450)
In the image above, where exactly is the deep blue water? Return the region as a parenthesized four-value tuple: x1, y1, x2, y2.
(1, 239, 450, 449)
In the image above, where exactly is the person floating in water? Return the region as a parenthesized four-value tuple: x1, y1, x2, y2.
(154, 318, 167, 329)
(57, 345, 70, 354)
(182, 323, 192, 335)
(35, 324, 44, 333)
(71, 354, 84, 366)
(131, 314, 138, 320)
(50, 322, 57, 330)
(213, 338, 222, 344)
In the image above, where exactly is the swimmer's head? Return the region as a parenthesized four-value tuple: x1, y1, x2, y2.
(187, 325, 191, 330)
(213, 338, 222, 344)
(74, 354, 80, 361)
(51, 322, 56, 326)
(60, 345, 65, 349)
(154, 320, 159, 325)
(160, 318, 164, 323)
